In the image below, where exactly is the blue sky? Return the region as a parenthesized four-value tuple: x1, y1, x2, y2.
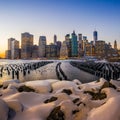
(0, 0, 120, 55)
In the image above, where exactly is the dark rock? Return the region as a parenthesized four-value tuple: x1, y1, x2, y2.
(3, 86, 8, 89)
(100, 82, 116, 90)
(8, 108, 16, 120)
(84, 91, 107, 100)
(17, 85, 35, 92)
(44, 97, 58, 103)
(72, 109, 79, 114)
(61, 89, 72, 95)
(0, 85, 3, 88)
(47, 106, 64, 120)
(72, 98, 80, 104)
(49, 88, 53, 93)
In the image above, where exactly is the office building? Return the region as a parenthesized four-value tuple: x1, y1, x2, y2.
(78, 34, 84, 57)
(71, 31, 78, 57)
(11, 40, 19, 59)
(7, 38, 20, 59)
(95, 40, 105, 58)
(93, 30, 98, 44)
(32, 45, 39, 58)
(21, 32, 33, 59)
(65, 34, 71, 57)
(60, 41, 68, 59)
(46, 44, 57, 58)
(56, 41, 61, 57)
(39, 36, 46, 57)
(54, 35, 57, 45)
(114, 40, 117, 50)
(7, 38, 15, 59)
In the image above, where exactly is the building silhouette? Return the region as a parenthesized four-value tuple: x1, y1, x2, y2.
(93, 30, 98, 44)
(114, 40, 117, 50)
(21, 32, 33, 59)
(65, 34, 71, 57)
(6, 38, 20, 59)
(46, 44, 57, 58)
(54, 35, 57, 45)
(39, 36, 46, 57)
(71, 31, 78, 57)
(11, 39, 19, 59)
(60, 41, 68, 59)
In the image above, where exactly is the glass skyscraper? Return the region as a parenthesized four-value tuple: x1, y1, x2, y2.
(71, 31, 78, 57)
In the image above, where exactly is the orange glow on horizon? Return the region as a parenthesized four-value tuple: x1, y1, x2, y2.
(0, 52, 5, 58)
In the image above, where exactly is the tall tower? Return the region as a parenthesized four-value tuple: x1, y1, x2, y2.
(114, 40, 117, 50)
(71, 31, 78, 57)
(21, 32, 33, 59)
(65, 34, 71, 57)
(7, 38, 15, 59)
(78, 34, 82, 41)
(11, 40, 19, 59)
(54, 35, 57, 45)
(39, 36, 46, 57)
(93, 30, 98, 44)
(78, 34, 82, 57)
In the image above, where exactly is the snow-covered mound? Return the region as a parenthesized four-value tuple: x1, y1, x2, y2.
(0, 78, 120, 120)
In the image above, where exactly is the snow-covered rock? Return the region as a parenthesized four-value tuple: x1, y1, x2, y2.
(0, 99, 9, 120)
(25, 80, 52, 93)
(0, 79, 120, 120)
(2, 79, 20, 88)
(6, 100, 23, 112)
(87, 96, 120, 120)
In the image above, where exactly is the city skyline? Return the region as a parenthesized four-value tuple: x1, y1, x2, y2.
(0, 0, 120, 57)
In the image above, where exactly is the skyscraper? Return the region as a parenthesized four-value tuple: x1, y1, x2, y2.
(7, 38, 15, 59)
(65, 34, 71, 57)
(60, 41, 68, 59)
(71, 31, 78, 57)
(114, 40, 117, 50)
(39, 36, 46, 57)
(54, 34, 57, 45)
(93, 30, 98, 44)
(21, 32, 33, 59)
(78, 34, 82, 41)
(11, 40, 19, 59)
(78, 34, 83, 57)
(6, 38, 20, 59)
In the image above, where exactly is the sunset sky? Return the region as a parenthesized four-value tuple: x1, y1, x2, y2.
(0, 0, 120, 57)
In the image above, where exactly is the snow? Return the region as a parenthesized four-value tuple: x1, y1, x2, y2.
(51, 80, 78, 91)
(87, 96, 120, 120)
(0, 99, 9, 120)
(25, 80, 52, 93)
(60, 62, 96, 82)
(0, 78, 120, 120)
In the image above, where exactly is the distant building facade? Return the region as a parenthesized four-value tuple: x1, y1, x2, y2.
(65, 34, 71, 57)
(93, 30, 98, 44)
(6, 38, 20, 59)
(60, 41, 68, 59)
(39, 36, 46, 58)
(54, 35, 57, 45)
(11, 40, 19, 59)
(71, 31, 78, 57)
(21, 32, 33, 59)
(114, 40, 117, 50)
(32, 45, 39, 58)
(95, 40, 105, 58)
(46, 44, 57, 58)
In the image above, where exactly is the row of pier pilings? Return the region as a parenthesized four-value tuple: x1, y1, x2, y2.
(0, 61, 53, 80)
(70, 61, 120, 81)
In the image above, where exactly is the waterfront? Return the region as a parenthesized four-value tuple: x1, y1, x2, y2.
(0, 59, 120, 83)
